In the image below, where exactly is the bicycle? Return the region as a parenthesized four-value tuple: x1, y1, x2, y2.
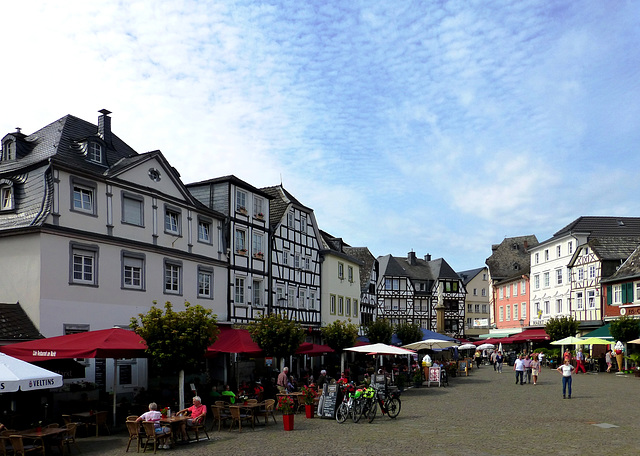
(363, 383, 401, 423)
(335, 383, 364, 423)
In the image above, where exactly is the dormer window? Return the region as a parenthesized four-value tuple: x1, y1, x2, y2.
(88, 142, 102, 163)
(0, 180, 14, 211)
(2, 139, 15, 161)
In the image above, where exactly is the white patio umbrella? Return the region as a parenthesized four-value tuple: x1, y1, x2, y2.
(476, 343, 495, 350)
(458, 343, 477, 350)
(345, 343, 416, 355)
(0, 353, 63, 392)
(629, 338, 640, 344)
(403, 339, 459, 351)
(550, 336, 585, 345)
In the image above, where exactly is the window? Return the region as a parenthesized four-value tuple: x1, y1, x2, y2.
(283, 249, 289, 266)
(253, 197, 264, 218)
(71, 178, 97, 215)
(276, 286, 285, 306)
(576, 291, 584, 309)
(353, 299, 358, 317)
(252, 280, 263, 306)
(288, 287, 295, 307)
(122, 252, 145, 290)
(482, 304, 487, 313)
(338, 262, 344, 279)
(514, 303, 518, 320)
(309, 291, 316, 310)
(294, 253, 301, 269)
(198, 267, 213, 298)
(568, 241, 573, 254)
(556, 245, 561, 258)
(235, 229, 246, 252)
(534, 275, 540, 289)
(499, 287, 504, 299)
(474, 304, 480, 313)
(0, 182, 13, 211)
(467, 303, 473, 312)
(304, 257, 310, 270)
(473, 288, 477, 296)
(163, 260, 182, 295)
(521, 302, 526, 318)
(481, 288, 486, 297)
(556, 268, 563, 285)
(70, 243, 98, 286)
(330, 295, 336, 314)
(543, 272, 550, 288)
(613, 285, 623, 304)
(348, 266, 354, 282)
(578, 268, 584, 281)
(544, 300, 550, 314)
(556, 299, 562, 313)
(521, 280, 526, 294)
(636, 282, 640, 302)
(544, 249, 549, 261)
(164, 206, 181, 235)
(588, 265, 596, 279)
(2, 139, 15, 160)
(587, 290, 595, 308)
(513, 282, 518, 295)
(198, 218, 212, 243)
(535, 302, 541, 318)
(236, 189, 247, 212)
(483, 273, 487, 281)
(252, 232, 264, 256)
(499, 307, 504, 322)
(235, 277, 245, 305)
(338, 296, 344, 315)
(88, 142, 102, 163)
(385, 278, 399, 290)
(535, 253, 539, 264)
(287, 211, 294, 228)
(122, 193, 144, 226)
(299, 289, 306, 309)
(346, 297, 351, 316)
(300, 215, 307, 233)
(506, 286, 510, 298)
(506, 305, 510, 321)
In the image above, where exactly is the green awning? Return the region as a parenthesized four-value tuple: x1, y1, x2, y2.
(478, 330, 516, 339)
(582, 323, 613, 339)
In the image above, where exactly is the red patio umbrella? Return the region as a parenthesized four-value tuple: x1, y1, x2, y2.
(206, 327, 263, 356)
(295, 343, 335, 356)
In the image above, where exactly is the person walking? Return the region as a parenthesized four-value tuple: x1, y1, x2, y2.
(531, 353, 541, 385)
(514, 354, 525, 385)
(491, 351, 497, 371)
(575, 348, 587, 374)
(495, 351, 504, 373)
(557, 358, 574, 399)
(523, 354, 533, 384)
(605, 349, 612, 373)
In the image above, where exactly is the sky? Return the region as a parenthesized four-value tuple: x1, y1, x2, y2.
(2, 0, 640, 271)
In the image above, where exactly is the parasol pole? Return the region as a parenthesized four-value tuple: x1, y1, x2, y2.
(112, 359, 118, 427)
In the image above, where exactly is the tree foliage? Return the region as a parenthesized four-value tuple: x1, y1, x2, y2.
(364, 318, 394, 344)
(545, 316, 580, 341)
(609, 316, 640, 342)
(321, 320, 359, 352)
(248, 313, 305, 359)
(394, 322, 423, 345)
(130, 301, 219, 372)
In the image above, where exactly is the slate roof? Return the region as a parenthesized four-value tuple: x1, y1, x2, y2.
(343, 246, 377, 292)
(579, 237, 640, 262)
(187, 174, 273, 199)
(378, 253, 460, 282)
(0, 303, 42, 342)
(457, 267, 486, 286)
(485, 235, 538, 283)
(601, 243, 640, 283)
(260, 185, 313, 230)
(319, 230, 364, 266)
(550, 216, 640, 241)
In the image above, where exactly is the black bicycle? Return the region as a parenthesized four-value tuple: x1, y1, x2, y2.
(363, 383, 401, 423)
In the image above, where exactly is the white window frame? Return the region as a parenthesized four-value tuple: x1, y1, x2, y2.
(276, 286, 285, 306)
(2, 139, 16, 160)
(514, 303, 518, 320)
(287, 211, 294, 228)
(70, 243, 99, 286)
(544, 300, 550, 314)
(635, 282, 640, 303)
(235, 276, 245, 305)
(588, 265, 596, 279)
(88, 141, 102, 163)
(0, 183, 13, 211)
(513, 282, 518, 295)
(499, 307, 504, 322)
(613, 284, 623, 304)
(164, 205, 181, 235)
(330, 295, 336, 314)
(252, 279, 263, 307)
(282, 249, 289, 266)
(348, 266, 354, 282)
(353, 299, 358, 317)
(506, 305, 511, 321)
(543, 272, 550, 288)
(338, 296, 344, 315)
(578, 268, 584, 281)
(163, 259, 182, 295)
(499, 287, 504, 299)
(121, 192, 144, 226)
(568, 241, 573, 254)
(288, 287, 296, 307)
(71, 179, 96, 215)
(544, 249, 549, 261)
(556, 268, 563, 285)
(474, 304, 480, 313)
(197, 218, 212, 244)
(338, 262, 344, 279)
(345, 297, 351, 316)
(122, 252, 145, 290)
(521, 280, 526, 295)
(309, 291, 316, 310)
(198, 267, 213, 299)
(556, 245, 561, 258)
(236, 189, 247, 213)
(299, 289, 306, 309)
(521, 302, 526, 319)
(467, 303, 472, 312)
(253, 197, 264, 218)
(481, 288, 486, 297)
(556, 299, 562, 313)
(252, 232, 264, 256)
(576, 291, 584, 310)
(300, 215, 307, 233)
(535, 253, 539, 264)
(587, 290, 596, 308)
(235, 228, 246, 252)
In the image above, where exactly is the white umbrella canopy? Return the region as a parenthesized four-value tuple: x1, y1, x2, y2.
(403, 339, 459, 351)
(476, 343, 495, 350)
(0, 353, 63, 393)
(345, 343, 416, 355)
(459, 343, 476, 350)
(629, 338, 640, 344)
(550, 336, 585, 345)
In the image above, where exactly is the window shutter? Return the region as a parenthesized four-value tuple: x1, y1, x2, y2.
(606, 286, 612, 305)
(626, 283, 634, 304)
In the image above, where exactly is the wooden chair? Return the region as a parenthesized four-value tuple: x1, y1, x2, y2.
(87, 411, 110, 437)
(126, 415, 139, 421)
(141, 421, 169, 454)
(294, 395, 306, 413)
(228, 406, 253, 432)
(62, 415, 87, 438)
(45, 423, 60, 428)
(9, 435, 44, 456)
(246, 399, 258, 404)
(185, 414, 209, 442)
(210, 406, 231, 432)
(61, 423, 81, 455)
(254, 399, 277, 426)
(125, 420, 143, 453)
(0, 434, 13, 456)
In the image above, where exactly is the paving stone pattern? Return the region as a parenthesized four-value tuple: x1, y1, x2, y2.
(77, 365, 640, 455)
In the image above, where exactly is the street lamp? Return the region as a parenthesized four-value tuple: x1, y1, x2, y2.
(519, 318, 524, 328)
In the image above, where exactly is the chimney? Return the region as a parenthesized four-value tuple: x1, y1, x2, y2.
(523, 240, 528, 251)
(407, 251, 417, 265)
(424, 253, 431, 261)
(98, 109, 112, 145)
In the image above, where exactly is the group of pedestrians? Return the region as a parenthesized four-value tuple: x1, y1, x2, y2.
(512, 353, 541, 385)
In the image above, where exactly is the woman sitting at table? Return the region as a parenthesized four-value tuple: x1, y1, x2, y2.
(136, 402, 171, 449)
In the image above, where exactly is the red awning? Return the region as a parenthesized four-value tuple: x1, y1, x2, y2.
(0, 328, 147, 362)
(509, 328, 550, 342)
(474, 338, 503, 346)
(295, 343, 335, 356)
(207, 327, 263, 356)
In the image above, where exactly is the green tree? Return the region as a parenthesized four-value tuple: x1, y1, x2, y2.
(248, 313, 305, 368)
(130, 301, 219, 409)
(395, 322, 423, 345)
(321, 320, 360, 372)
(610, 315, 640, 342)
(364, 319, 394, 344)
(545, 316, 580, 341)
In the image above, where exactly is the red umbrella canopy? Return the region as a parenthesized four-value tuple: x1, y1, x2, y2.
(0, 328, 147, 362)
(295, 343, 335, 356)
(207, 327, 263, 356)
(474, 338, 502, 346)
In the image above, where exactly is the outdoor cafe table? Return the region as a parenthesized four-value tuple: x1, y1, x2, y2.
(18, 427, 68, 455)
(229, 401, 266, 426)
(71, 411, 108, 437)
(160, 415, 190, 444)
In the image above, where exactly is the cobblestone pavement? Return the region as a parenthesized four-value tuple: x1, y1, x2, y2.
(76, 365, 640, 456)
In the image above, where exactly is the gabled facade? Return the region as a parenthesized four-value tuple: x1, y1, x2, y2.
(319, 231, 363, 327)
(598, 242, 640, 322)
(343, 246, 378, 331)
(260, 185, 322, 328)
(376, 252, 466, 338)
(187, 175, 272, 323)
(457, 267, 490, 338)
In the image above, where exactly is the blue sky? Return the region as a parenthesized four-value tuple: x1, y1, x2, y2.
(2, 1, 639, 271)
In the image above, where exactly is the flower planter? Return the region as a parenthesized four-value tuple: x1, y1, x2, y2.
(283, 414, 294, 431)
(305, 404, 314, 418)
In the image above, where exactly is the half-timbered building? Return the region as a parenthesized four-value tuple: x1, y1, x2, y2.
(343, 246, 378, 331)
(187, 175, 272, 323)
(376, 252, 466, 338)
(260, 185, 322, 328)
(601, 243, 640, 321)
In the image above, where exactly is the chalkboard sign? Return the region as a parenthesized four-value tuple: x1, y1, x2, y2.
(319, 383, 339, 419)
(95, 359, 106, 389)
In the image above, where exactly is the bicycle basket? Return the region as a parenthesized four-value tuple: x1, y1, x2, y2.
(363, 387, 375, 399)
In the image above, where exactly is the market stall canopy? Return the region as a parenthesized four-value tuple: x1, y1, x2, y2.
(576, 337, 613, 345)
(403, 339, 459, 351)
(582, 323, 613, 340)
(0, 353, 63, 392)
(345, 343, 416, 355)
(509, 328, 550, 342)
(550, 336, 585, 345)
(295, 343, 334, 356)
(206, 326, 263, 356)
(0, 328, 147, 361)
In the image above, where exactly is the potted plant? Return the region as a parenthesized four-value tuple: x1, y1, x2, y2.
(412, 369, 422, 387)
(277, 395, 295, 430)
(300, 385, 318, 418)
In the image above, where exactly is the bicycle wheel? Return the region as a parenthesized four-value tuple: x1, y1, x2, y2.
(336, 402, 349, 423)
(386, 397, 401, 419)
(367, 400, 377, 423)
(352, 399, 363, 423)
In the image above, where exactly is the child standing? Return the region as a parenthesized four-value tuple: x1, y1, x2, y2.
(557, 359, 574, 399)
